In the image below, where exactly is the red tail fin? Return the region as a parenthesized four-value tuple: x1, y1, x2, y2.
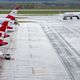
(0, 21, 8, 32)
(15, 5, 20, 10)
(0, 39, 8, 46)
(2, 21, 8, 26)
(6, 15, 15, 20)
(7, 26, 13, 29)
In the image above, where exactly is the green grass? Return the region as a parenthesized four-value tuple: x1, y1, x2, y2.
(19, 11, 60, 14)
(0, 9, 80, 15)
(0, 10, 60, 14)
(0, 11, 10, 14)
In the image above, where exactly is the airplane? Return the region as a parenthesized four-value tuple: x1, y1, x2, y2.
(0, 6, 20, 31)
(63, 12, 80, 20)
(0, 21, 9, 46)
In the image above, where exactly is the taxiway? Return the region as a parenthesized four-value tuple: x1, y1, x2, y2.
(0, 14, 80, 80)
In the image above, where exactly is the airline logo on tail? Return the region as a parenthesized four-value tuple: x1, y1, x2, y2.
(0, 21, 8, 32)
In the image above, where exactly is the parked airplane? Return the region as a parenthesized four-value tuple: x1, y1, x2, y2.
(63, 12, 80, 20)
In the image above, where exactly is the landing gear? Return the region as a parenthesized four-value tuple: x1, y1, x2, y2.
(70, 17, 72, 19)
(3, 54, 11, 60)
(77, 16, 80, 19)
(63, 16, 67, 20)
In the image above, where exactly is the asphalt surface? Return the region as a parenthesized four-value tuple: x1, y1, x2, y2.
(0, 15, 80, 80)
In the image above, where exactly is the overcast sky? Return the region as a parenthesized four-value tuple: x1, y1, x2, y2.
(0, 0, 80, 3)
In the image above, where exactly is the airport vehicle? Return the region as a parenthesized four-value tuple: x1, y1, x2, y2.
(3, 54, 11, 60)
(0, 21, 9, 46)
(63, 12, 80, 20)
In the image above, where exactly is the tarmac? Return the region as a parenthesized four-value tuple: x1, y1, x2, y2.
(0, 14, 80, 80)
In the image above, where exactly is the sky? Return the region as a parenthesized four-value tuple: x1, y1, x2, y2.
(0, 0, 80, 3)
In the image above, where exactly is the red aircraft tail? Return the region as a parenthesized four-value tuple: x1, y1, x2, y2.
(0, 39, 8, 46)
(0, 21, 8, 32)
